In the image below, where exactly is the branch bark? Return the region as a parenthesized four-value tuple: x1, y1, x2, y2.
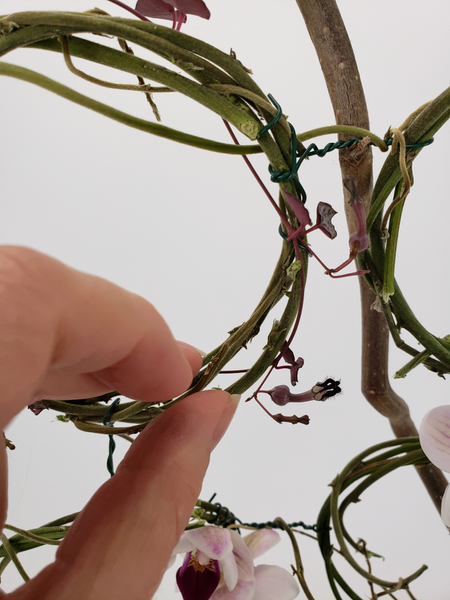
(295, 0, 447, 510)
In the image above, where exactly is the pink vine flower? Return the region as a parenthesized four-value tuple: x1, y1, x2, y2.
(169, 525, 300, 600)
(135, 0, 210, 29)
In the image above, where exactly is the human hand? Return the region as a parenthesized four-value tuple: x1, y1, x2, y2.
(0, 246, 238, 600)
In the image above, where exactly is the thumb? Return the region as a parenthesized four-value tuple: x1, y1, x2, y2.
(10, 390, 239, 600)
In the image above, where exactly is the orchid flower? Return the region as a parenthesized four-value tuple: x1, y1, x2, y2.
(135, 0, 210, 29)
(419, 405, 450, 526)
(170, 525, 300, 600)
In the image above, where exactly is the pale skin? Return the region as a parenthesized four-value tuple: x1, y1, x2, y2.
(0, 246, 238, 600)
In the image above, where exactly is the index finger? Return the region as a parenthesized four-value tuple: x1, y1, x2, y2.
(0, 246, 198, 429)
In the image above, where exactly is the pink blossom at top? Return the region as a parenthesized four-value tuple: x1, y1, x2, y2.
(135, 0, 210, 29)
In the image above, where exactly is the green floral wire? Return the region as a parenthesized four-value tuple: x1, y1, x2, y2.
(258, 95, 433, 204)
(103, 397, 121, 477)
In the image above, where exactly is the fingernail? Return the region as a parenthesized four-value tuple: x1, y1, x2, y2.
(212, 394, 240, 448)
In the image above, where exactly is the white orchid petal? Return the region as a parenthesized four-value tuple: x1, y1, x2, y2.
(220, 551, 239, 591)
(419, 406, 450, 472)
(170, 533, 196, 557)
(253, 564, 300, 600)
(441, 483, 450, 527)
(229, 530, 255, 582)
(211, 578, 256, 600)
(186, 526, 233, 560)
(243, 529, 280, 560)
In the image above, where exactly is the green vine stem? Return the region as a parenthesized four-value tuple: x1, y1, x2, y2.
(0, 8, 310, 435)
(0, 534, 30, 582)
(381, 179, 405, 301)
(274, 518, 317, 600)
(33, 236, 303, 431)
(0, 62, 260, 155)
(296, 125, 388, 151)
(0, 513, 78, 575)
(316, 438, 430, 598)
(0, 12, 263, 138)
(367, 86, 450, 232)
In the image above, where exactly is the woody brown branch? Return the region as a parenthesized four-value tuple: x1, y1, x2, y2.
(295, 0, 447, 511)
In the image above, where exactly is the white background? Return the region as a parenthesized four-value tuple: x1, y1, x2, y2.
(1, 0, 449, 598)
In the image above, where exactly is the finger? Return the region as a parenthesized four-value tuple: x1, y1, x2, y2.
(10, 391, 239, 600)
(177, 341, 205, 375)
(39, 340, 203, 402)
(0, 247, 196, 428)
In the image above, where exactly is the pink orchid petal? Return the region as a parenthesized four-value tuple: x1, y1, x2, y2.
(419, 405, 450, 472)
(441, 483, 450, 527)
(253, 564, 300, 600)
(211, 578, 256, 600)
(229, 530, 255, 582)
(243, 529, 280, 560)
(186, 526, 234, 561)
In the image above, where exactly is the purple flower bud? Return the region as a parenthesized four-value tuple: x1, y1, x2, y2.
(269, 385, 314, 406)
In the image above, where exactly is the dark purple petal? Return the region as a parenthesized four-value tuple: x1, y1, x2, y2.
(176, 552, 221, 600)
